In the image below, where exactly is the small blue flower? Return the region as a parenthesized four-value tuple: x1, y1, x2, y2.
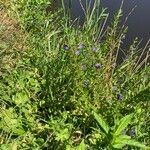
(63, 44, 69, 50)
(92, 47, 97, 52)
(117, 93, 123, 101)
(75, 50, 81, 55)
(78, 43, 84, 49)
(95, 63, 101, 69)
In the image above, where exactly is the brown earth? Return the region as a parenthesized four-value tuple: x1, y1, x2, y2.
(0, 5, 27, 74)
(0, 8, 27, 50)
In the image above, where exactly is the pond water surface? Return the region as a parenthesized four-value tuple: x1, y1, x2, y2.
(64, 0, 150, 48)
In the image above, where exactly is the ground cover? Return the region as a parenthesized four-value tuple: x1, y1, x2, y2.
(0, 0, 150, 149)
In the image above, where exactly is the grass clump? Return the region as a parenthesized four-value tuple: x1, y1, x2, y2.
(0, 0, 150, 149)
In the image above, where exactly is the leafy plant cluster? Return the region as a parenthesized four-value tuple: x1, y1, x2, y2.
(0, 0, 150, 149)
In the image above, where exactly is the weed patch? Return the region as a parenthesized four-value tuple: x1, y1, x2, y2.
(0, 0, 149, 149)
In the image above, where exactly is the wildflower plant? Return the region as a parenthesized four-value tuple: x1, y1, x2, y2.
(0, 0, 149, 149)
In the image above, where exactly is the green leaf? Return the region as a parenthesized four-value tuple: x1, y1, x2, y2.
(14, 128, 25, 135)
(113, 143, 126, 149)
(12, 142, 17, 150)
(113, 135, 131, 149)
(113, 136, 150, 149)
(0, 108, 25, 135)
(125, 140, 150, 149)
(78, 140, 86, 150)
(119, 63, 130, 70)
(115, 135, 131, 142)
(114, 114, 133, 136)
(93, 112, 110, 135)
(12, 91, 29, 106)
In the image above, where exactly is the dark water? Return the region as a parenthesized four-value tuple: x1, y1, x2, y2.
(64, 0, 150, 48)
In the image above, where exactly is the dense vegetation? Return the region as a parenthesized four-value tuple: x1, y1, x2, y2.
(0, 0, 150, 149)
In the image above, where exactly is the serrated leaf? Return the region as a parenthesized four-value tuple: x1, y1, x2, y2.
(93, 112, 110, 135)
(113, 136, 150, 149)
(113, 143, 126, 149)
(114, 114, 133, 136)
(125, 140, 150, 149)
(113, 135, 131, 149)
(115, 135, 131, 142)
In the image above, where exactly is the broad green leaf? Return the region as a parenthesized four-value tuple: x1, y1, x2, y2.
(66, 145, 74, 150)
(93, 112, 110, 134)
(114, 114, 133, 136)
(125, 140, 150, 149)
(12, 91, 29, 106)
(113, 143, 126, 149)
(0, 108, 25, 135)
(78, 140, 86, 150)
(12, 142, 17, 150)
(114, 135, 131, 143)
(113, 135, 131, 149)
(113, 136, 150, 149)
(14, 128, 25, 135)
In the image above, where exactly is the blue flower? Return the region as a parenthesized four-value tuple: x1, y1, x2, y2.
(63, 44, 69, 50)
(92, 47, 97, 52)
(75, 50, 81, 56)
(117, 93, 123, 101)
(78, 43, 84, 49)
(95, 63, 101, 69)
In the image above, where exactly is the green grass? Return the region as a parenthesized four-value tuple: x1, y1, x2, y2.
(0, 0, 150, 149)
